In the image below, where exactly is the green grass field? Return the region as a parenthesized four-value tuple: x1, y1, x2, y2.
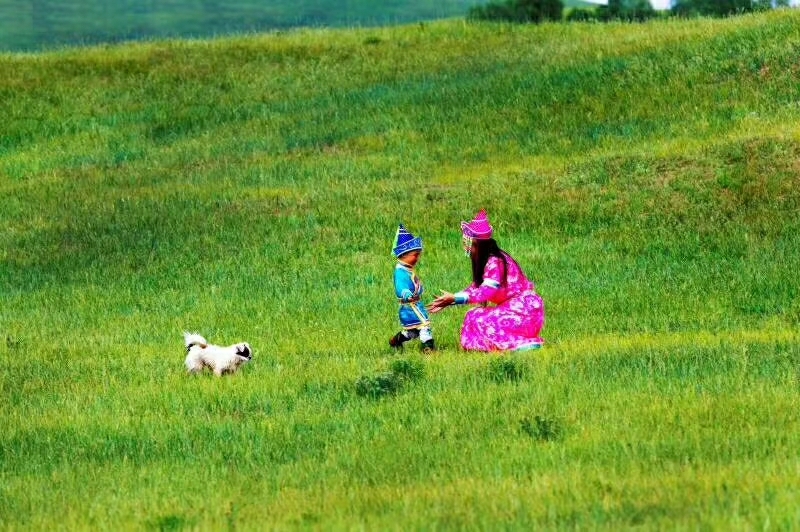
(0, 0, 605, 52)
(0, 0, 488, 52)
(2, 9, 800, 530)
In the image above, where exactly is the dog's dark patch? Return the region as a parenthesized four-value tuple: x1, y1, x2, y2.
(185, 341, 206, 353)
(237, 344, 252, 359)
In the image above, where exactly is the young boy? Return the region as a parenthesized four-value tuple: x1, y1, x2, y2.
(389, 224, 435, 353)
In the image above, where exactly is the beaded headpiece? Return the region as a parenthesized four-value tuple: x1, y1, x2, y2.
(392, 224, 423, 258)
(461, 209, 493, 239)
(461, 210, 493, 257)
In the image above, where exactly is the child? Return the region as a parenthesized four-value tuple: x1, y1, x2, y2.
(389, 224, 435, 353)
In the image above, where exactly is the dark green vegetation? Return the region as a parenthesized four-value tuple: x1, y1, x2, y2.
(473, 0, 784, 24)
(469, 0, 566, 23)
(672, 0, 784, 16)
(0, 0, 487, 51)
(1, 9, 800, 530)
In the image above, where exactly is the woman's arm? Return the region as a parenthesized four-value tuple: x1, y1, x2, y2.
(455, 257, 504, 305)
(429, 257, 505, 312)
(428, 290, 456, 313)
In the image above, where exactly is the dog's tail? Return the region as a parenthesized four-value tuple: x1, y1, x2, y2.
(183, 332, 208, 351)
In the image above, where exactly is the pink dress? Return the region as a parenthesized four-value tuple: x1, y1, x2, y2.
(455, 253, 545, 352)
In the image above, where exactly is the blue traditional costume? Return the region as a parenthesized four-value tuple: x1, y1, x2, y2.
(389, 224, 435, 352)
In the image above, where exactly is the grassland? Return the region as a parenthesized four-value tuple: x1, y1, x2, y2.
(0, 0, 486, 52)
(2, 9, 800, 530)
(0, 0, 604, 52)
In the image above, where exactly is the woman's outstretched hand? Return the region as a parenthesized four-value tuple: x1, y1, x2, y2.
(428, 290, 456, 314)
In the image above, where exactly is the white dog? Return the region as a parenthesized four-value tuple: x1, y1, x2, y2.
(183, 332, 252, 376)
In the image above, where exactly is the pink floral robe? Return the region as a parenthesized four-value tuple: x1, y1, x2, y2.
(454, 253, 545, 352)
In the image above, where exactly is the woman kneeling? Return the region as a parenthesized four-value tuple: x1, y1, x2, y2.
(429, 209, 545, 352)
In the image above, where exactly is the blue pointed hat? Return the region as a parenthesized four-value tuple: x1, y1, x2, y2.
(392, 224, 423, 258)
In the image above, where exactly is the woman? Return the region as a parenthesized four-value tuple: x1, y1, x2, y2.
(429, 210, 545, 352)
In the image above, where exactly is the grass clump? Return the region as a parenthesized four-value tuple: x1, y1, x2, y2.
(487, 355, 528, 383)
(355, 356, 426, 398)
(355, 371, 403, 398)
(520, 414, 564, 442)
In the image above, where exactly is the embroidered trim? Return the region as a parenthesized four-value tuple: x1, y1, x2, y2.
(481, 279, 501, 289)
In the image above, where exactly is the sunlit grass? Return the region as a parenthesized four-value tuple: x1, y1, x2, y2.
(1, 9, 800, 530)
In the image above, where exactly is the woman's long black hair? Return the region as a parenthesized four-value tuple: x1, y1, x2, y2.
(471, 238, 508, 287)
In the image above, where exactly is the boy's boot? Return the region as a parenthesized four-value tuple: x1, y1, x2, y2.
(389, 332, 408, 349)
(421, 339, 436, 354)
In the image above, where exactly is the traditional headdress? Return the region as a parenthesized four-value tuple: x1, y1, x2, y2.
(392, 224, 423, 258)
(461, 209, 494, 239)
(460, 210, 493, 256)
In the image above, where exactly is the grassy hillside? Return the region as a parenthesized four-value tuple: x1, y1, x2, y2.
(0, 0, 601, 52)
(2, 10, 800, 530)
(0, 0, 487, 52)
